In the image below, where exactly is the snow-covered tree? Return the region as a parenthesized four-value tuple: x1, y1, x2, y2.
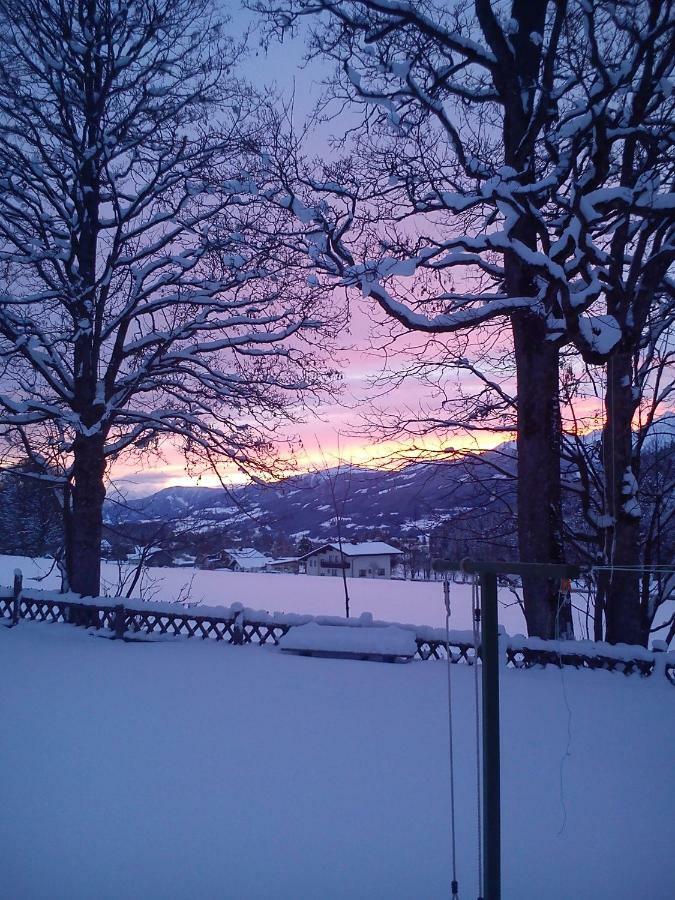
(0, 0, 336, 595)
(255, 0, 674, 641)
(553, 0, 675, 644)
(253, 0, 590, 638)
(560, 334, 675, 644)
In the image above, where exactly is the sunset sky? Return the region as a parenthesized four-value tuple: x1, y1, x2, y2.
(112, 6, 606, 497)
(112, 289, 516, 495)
(107, 7, 518, 496)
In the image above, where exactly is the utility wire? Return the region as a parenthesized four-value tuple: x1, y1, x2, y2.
(444, 579, 460, 900)
(471, 577, 484, 900)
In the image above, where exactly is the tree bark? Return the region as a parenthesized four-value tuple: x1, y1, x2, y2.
(601, 352, 644, 645)
(493, 1, 571, 640)
(512, 310, 569, 638)
(65, 0, 105, 598)
(69, 433, 106, 597)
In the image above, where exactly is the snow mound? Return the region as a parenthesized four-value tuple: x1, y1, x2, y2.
(279, 622, 417, 657)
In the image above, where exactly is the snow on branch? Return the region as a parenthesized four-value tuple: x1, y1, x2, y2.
(0, 0, 340, 492)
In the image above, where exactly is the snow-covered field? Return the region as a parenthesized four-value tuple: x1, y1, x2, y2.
(4, 553, 672, 642)
(1, 620, 673, 899)
(0, 553, 528, 633)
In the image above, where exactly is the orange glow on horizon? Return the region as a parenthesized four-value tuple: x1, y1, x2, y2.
(110, 428, 517, 495)
(110, 396, 656, 497)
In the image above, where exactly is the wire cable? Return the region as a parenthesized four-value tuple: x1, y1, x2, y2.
(443, 579, 460, 899)
(471, 576, 484, 900)
(590, 565, 675, 573)
(555, 582, 573, 836)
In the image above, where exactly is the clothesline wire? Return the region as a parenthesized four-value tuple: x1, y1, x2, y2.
(443, 579, 460, 900)
(471, 577, 484, 900)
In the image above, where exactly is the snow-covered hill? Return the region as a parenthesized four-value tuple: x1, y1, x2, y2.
(104, 415, 674, 546)
(104, 453, 517, 541)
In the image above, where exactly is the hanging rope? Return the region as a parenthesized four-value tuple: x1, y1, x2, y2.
(471, 576, 484, 900)
(555, 580, 573, 836)
(443, 579, 460, 900)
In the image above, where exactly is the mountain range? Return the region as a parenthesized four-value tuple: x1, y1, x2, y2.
(104, 447, 518, 547)
(104, 414, 675, 551)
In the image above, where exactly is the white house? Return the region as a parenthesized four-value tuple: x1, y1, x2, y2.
(221, 547, 273, 572)
(265, 557, 301, 574)
(300, 541, 403, 579)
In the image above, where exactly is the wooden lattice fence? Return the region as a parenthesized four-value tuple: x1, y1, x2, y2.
(1, 586, 673, 685)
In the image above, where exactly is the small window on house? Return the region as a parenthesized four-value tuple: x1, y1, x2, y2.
(359, 569, 366, 577)
(377, 568, 385, 576)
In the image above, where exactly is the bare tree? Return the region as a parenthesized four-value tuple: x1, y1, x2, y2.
(553, 0, 675, 644)
(0, 0, 337, 595)
(560, 329, 675, 644)
(253, 0, 584, 637)
(254, 0, 674, 642)
(312, 438, 353, 617)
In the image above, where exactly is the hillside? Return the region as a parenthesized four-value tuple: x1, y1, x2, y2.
(104, 450, 517, 548)
(101, 417, 674, 561)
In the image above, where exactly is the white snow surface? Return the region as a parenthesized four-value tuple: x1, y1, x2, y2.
(2, 554, 672, 647)
(0, 554, 521, 633)
(0, 621, 673, 899)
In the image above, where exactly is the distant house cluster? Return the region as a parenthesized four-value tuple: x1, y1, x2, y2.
(119, 540, 403, 579)
(123, 546, 197, 568)
(203, 547, 300, 574)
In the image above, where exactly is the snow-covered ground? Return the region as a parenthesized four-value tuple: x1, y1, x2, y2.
(1, 620, 673, 899)
(4, 553, 672, 642)
(0, 553, 527, 633)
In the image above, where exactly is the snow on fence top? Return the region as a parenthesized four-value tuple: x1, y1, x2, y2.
(1, 583, 673, 683)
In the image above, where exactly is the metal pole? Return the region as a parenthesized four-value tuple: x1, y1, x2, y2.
(113, 603, 126, 640)
(480, 571, 501, 900)
(436, 558, 581, 900)
(12, 568, 22, 625)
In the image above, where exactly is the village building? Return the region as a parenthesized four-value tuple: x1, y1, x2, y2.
(202, 548, 300, 573)
(266, 557, 301, 575)
(126, 546, 174, 567)
(215, 547, 273, 572)
(300, 541, 403, 579)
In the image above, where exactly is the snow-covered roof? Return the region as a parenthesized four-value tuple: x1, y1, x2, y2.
(267, 557, 300, 566)
(301, 541, 402, 559)
(224, 547, 273, 570)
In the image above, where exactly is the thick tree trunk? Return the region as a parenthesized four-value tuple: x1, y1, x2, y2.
(65, 0, 104, 598)
(512, 311, 569, 639)
(601, 352, 644, 645)
(69, 433, 106, 597)
(493, 2, 571, 640)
